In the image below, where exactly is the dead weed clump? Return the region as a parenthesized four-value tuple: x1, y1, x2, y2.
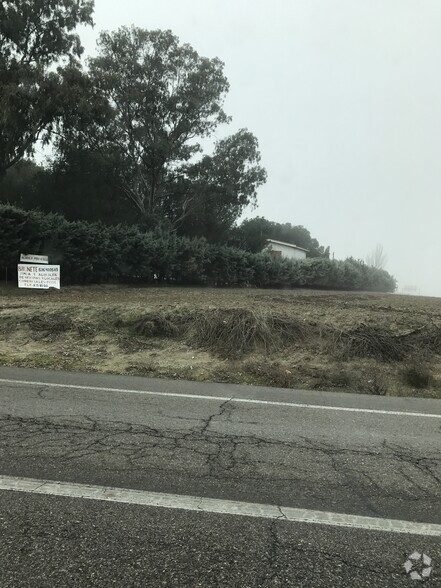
(29, 311, 74, 338)
(332, 324, 409, 362)
(402, 363, 434, 389)
(28, 310, 98, 340)
(132, 314, 179, 338)
(406, 324, 441, 356)
(190, 308, 312, 358)
(332, 323, 441, 363)
(129, 308, 314, 358)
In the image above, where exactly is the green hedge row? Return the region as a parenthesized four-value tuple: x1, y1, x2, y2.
(0, 205, 396, 291)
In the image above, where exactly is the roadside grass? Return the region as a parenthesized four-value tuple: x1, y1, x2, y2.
(0, 285, 440, 398)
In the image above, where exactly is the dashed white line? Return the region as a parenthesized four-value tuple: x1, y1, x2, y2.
(0, 377, 440, 418)
(0, 475, 440, 536)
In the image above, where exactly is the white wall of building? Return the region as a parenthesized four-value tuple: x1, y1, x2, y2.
(267, 242, 307, 260)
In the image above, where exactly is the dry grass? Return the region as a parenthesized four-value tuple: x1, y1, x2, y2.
(128, 308, 440, 366)
(28, 310, 74, 336)
(133, 314, 179, 338)
(0, 284, 440, 397)
(126, 308, 313, 359)
(332, 324, 409, 362)
(330, 323, 441, 362)
(189, 309, 311, 358)
(402, 363, 434, 389)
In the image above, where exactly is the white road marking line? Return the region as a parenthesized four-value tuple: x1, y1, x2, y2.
(0, 475, 440, 536)
(1, 377, 440, 418)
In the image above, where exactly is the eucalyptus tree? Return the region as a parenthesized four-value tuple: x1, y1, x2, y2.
(70, 26, 231, 220)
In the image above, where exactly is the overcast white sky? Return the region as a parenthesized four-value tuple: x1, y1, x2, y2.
(77, 0, 441, 296)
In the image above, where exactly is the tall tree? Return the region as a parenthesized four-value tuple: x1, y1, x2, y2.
(0, 0, 94, 174)
(61, 27, 231, 221)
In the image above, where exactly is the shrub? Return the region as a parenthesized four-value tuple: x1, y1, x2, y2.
(403, 364, 433, 389)
(0, 204, 397, 292)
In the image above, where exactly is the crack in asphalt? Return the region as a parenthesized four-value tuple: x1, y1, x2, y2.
(0, 399, 438, 588)
(199, 398, 233, 435)
(0, 412, 440, 507)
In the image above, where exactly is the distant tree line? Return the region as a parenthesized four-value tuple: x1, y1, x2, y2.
(1, 205, 396, 292)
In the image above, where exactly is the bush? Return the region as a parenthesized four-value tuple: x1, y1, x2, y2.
(403, 364, 433, 389)
(0, 204, 397, 292)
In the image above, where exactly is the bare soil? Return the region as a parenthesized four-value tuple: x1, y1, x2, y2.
(0, 284, 440, 398)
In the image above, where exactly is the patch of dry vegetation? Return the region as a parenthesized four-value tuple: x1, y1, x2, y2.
(189, 309, 311, 358)
(330, 323, 441, 362)
(0, 284, 440, 398)
(128, 308, 313, 358)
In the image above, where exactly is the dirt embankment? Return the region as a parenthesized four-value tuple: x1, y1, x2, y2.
(0, 285, 440, 398)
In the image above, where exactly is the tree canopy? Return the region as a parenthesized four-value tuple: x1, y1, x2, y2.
(58, 27, 241, 224)
(167, 129, 267, 240)
(0, 0, 94, 174)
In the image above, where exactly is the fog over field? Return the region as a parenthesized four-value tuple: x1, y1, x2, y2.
(74, 0, 441, 296)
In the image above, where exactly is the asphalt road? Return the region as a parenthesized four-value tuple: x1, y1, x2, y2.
(0, 366, 440, 587)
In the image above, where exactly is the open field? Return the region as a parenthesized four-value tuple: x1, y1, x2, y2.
(0, 285, 440, 398)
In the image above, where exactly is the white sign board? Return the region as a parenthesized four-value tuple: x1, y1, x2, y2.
(20, 253, 49, 264)
(18, 264, 60, 290)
